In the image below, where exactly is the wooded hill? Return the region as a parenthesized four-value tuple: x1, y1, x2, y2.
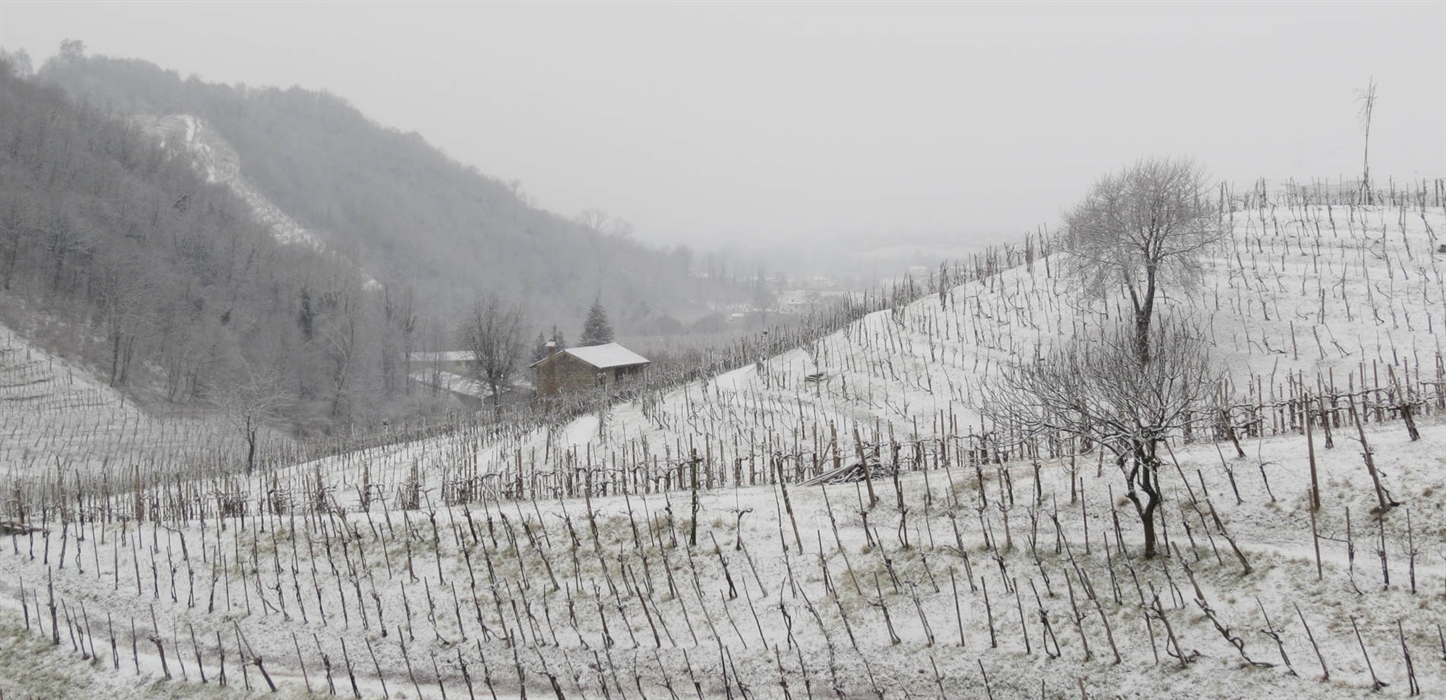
(33, 49, 748, 330)
(0, 53, 413, 433)
(0, 48, 764, 434)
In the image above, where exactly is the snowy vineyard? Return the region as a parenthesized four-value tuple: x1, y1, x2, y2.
(2, 411, 1443, 699)
(0, 179, 1443, 698)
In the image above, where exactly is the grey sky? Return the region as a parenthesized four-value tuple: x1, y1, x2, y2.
(2, 2, 1441, 247)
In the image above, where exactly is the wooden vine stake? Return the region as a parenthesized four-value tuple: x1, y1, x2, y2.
(1348, 395, 1397, 513)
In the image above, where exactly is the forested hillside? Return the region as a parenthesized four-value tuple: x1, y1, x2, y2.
(0, 45, 777, 435)
(0, 53, 449, 432)
(35, 48, 748, 331)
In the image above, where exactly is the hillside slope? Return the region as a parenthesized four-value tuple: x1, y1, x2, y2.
(369, 193, 1445, 503)
(36, 52, 750, 331)
(2, 185, 1445, 699)
(2, 381, 1442, 699)
(0, 56, 464, 431)
(136, 113, 325, 250)
(0, 322, 247, 481)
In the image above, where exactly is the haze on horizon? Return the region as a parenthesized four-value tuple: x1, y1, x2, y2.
(2, 1, 1441, 249)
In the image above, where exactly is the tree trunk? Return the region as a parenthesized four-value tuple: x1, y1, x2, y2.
(1122, 444, 1162, 559)
(246, 430, 258, 475)
(1132, 273, 1158, 364)
(1, 230, 17, 291)
(120, 335, 136, 385)
(109, 329, 123, 387)
(1140, 487, 1160, 559)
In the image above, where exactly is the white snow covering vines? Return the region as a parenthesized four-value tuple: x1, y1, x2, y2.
(2, 192, 1444, 699)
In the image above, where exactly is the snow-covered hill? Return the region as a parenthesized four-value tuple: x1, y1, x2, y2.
(137, 114, 324, 249)
(0, 321, 242, 484)
(296, 193, 1446, 506)
(1, 387, 1441, 699)
(2, 184, 1444, 700)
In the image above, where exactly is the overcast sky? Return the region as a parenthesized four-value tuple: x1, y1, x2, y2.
(2, 2, 1442, 247)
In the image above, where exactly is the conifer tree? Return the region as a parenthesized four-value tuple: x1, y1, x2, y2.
(533, 325, 569, 361)
(580, 298, 614, 346)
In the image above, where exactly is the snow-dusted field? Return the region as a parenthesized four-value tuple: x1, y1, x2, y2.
(1, 191, 1443, 698)
(0, 415, 1441, 699)
(242, 198, 1446, 509)
(0, 322, 245, 487)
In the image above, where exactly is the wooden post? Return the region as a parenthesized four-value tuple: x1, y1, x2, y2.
(1305, 396, 1320, 511)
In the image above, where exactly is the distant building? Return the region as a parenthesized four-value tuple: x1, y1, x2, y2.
(405, 351, 477, 376)
(405, 351, 530, 410)
(531, 342, 649, 398)
(407, 368, 491, 409)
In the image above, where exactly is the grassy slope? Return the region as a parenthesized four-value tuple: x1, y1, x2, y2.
(0, 609, 325, 699)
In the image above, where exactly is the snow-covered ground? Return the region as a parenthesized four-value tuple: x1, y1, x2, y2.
(2, 192, 1444, 698)
(0, 322, 242, 485)
(1, 414, 1441, 698)
(246, 199, 1446, 509)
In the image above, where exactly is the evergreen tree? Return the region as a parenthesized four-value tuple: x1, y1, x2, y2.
(532, 325, 569, 362)
(579, 299, 614, 346)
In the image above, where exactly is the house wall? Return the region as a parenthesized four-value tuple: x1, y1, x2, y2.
(537, 354, 603, 397)
(536, 355, 647, 398)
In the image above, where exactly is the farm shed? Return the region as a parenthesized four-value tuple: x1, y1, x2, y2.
(531, 342, 649, 398)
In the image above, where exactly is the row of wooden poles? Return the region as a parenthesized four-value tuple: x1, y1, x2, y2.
(2, 351, 1440, 529)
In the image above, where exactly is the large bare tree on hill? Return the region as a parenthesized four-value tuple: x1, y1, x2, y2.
(983, 319, 1218, 559)
(1065, 157, 1219, 363)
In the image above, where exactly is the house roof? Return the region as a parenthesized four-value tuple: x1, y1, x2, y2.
(531, 342, 650, 370)
(408, 370, 491, 399)
(407, 351, 475, 363)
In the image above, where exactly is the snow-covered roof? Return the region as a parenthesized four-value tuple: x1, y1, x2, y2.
(407, 351, 475, 364)
(542, 342, 649, 369)
(408, 370, 492, 399)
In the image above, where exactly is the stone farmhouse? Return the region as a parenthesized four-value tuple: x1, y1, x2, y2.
(531, 342, 650, 398)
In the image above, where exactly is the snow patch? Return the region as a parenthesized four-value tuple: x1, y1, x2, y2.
(134, 114, 384, 289)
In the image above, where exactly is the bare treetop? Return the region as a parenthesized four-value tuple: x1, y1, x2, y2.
(1064, 157, 1220, 362)
(458, 294, 527, 418)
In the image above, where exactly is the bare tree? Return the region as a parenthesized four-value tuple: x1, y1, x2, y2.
(458, 294, 527, 417)
(1356, 78, 1378, 205)
(216, 364, 293, 474)
(982, 319, 1218, 559)
(574, 208, 633, 240)
(95, 250, 161, 387)
(1064, 157, 1219, 363)
(380, 285, 418, 395)
(315, 286, 362, 419)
